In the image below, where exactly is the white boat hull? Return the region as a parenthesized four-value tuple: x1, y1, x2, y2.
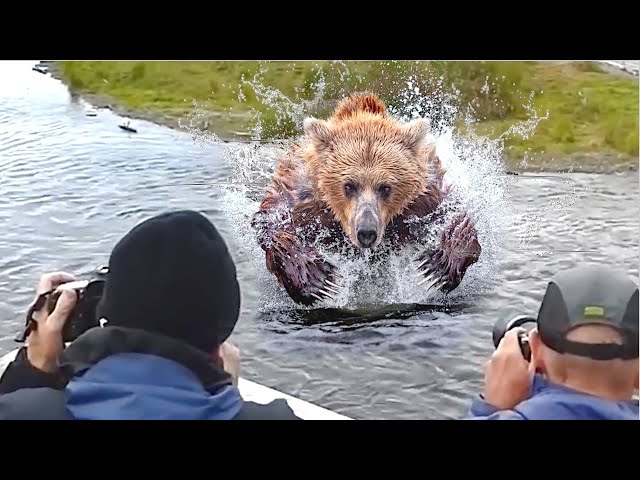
(0, 347, 351, 420)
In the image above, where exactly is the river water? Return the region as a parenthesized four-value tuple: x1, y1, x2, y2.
(0, 60, 638, 419)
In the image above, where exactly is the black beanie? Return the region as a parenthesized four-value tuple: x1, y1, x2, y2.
(95, 210, 241, 353)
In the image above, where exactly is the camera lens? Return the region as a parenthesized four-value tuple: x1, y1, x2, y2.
(492, 315, 537, 348)
(96, 265, 109, 276)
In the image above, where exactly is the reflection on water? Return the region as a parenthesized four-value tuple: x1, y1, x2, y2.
(0, 61, 638, 419)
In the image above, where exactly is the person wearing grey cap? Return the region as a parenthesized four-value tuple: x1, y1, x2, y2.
(465, 265, 639, 420)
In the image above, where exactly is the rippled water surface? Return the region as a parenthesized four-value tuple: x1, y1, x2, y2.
(0, 61, 638, 419)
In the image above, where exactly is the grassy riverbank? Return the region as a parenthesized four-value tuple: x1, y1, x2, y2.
(47, 61, 638, 172)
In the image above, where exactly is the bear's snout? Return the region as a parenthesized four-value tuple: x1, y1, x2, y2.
(352, 203, 382, 249)
(357, 227, 377, 248)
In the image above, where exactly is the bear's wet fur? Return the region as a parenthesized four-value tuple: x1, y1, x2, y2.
(252, 92, 481, 306)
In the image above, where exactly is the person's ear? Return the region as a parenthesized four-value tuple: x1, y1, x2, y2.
(529, 329, 546, 374)
(211, 346, 220, 363)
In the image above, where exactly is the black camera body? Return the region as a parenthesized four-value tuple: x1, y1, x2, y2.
(16, 266, 108, 344)
(53, 278, 107, 343)
(492, 314, 537, 361)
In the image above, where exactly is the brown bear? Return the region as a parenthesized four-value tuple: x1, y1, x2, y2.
(251, 92, 481, 306)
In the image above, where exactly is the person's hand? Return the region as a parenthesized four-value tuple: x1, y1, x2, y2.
(483, 328, 534, 410)
(219, 341, 240, 386)
(26, 272, 78, 373)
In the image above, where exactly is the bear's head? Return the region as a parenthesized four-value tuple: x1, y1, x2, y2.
(302, 93, 431, 249)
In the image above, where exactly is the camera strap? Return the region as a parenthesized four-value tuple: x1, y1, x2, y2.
(14, 289, 55, 343)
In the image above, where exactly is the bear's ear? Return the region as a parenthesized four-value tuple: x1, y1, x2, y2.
(401, 118, 429, 152)
(303, 117, 333, 151)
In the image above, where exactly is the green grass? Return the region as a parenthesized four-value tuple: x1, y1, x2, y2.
(57, 60, 639, 170)
(470, 62, 639, 163)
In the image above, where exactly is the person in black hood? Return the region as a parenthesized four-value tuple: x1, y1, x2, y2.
(0, 210, 301, 420)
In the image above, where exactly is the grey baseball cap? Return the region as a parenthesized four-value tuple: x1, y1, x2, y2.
(536, 265, 638, 360)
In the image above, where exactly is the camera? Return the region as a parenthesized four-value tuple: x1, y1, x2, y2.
(16, 266, 108, 344)
(492, 314, 537, 361)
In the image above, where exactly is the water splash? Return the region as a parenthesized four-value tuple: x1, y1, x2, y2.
(178, 99, 222, 147)
(516, 176, 587, 254)
(180, 62, 550, 312)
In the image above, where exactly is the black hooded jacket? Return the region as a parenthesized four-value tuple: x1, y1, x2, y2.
(0, 326, 301, 420)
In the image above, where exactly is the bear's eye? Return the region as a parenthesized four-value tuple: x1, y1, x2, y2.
(343, 181, 357, 197)
(378, 184, 392, 198)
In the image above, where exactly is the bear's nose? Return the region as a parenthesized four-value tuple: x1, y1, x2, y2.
(357, 228, 377, 248)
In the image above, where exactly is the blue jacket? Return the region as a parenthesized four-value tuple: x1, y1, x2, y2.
(465, 374, 639, 420)
(65, 353, 244, 420)
(0, 327, 301, 420)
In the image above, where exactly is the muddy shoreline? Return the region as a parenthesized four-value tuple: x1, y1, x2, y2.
(38, 61, 638, 175)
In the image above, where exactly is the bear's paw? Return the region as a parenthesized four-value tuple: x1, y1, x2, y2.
(266, 231, 342, 306)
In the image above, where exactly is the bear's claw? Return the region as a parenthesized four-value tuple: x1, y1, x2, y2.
(306, 266, 342, 303)
(413, 213, 481, 296)
(265, 231, 341, 306)
(323, 280, 341, 295)
(414, 256, 450, 294)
